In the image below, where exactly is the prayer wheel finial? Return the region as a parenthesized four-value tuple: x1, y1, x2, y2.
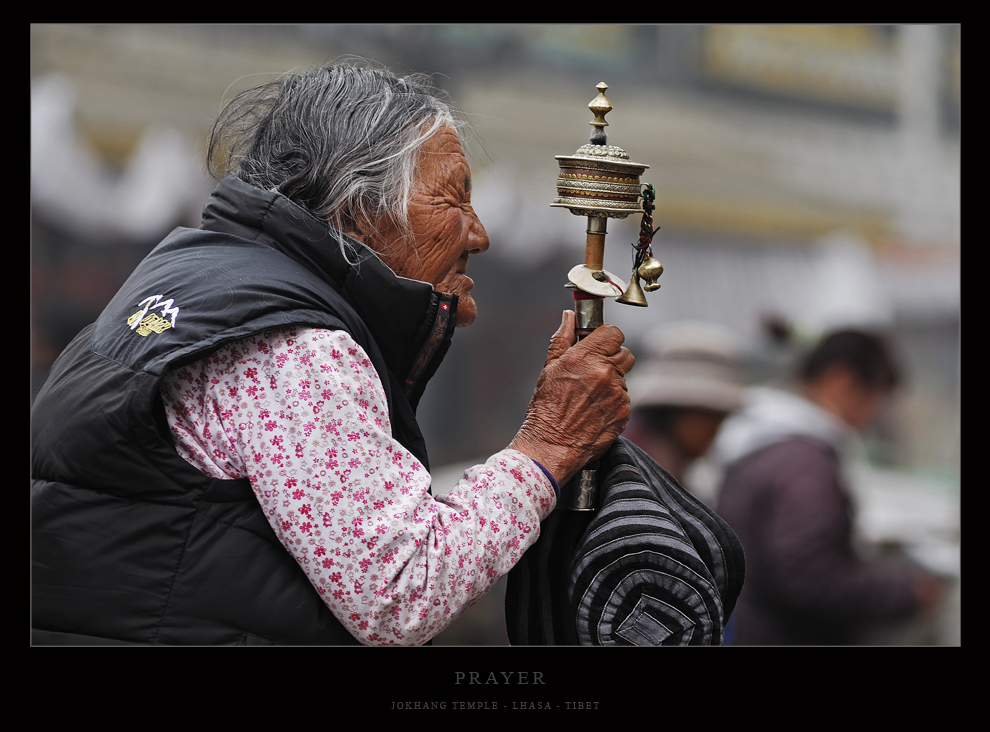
(588, 82, 611, 145)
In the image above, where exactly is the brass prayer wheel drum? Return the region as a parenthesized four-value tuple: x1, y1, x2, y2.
(552, 144, 650, 218)
(551, 83, 649, 219)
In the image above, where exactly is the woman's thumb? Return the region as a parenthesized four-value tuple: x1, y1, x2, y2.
(545, 310, 577, 365)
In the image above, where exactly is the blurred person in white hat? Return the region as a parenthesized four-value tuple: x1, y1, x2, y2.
(624, 321, 745, 501)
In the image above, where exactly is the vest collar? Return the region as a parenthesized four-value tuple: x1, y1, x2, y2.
(200, 176, 458, 405)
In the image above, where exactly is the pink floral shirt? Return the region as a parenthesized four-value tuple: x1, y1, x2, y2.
(159, 325, 556, 645)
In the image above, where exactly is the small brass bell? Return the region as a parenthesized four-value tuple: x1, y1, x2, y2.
(616, 271, 649, 307)
(638, 255, 664, 292)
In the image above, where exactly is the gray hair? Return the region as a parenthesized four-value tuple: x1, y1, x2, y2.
(207, 62, 461, 242)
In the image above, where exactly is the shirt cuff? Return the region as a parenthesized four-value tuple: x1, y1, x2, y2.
(530, 460, 560, 498)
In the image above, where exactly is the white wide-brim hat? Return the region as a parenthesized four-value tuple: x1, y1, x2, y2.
(627, 321, 745, 414)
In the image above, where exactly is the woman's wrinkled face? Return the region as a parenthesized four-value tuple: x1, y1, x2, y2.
(369, 124, 490, 327)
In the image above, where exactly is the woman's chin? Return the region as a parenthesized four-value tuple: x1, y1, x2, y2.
(455, 295, 477, 327)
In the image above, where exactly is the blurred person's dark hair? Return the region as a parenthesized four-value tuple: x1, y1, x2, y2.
(760, 314, 901, 393)
(799, 329, 901, 392)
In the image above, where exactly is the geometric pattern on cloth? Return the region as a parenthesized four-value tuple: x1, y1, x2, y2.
(505, 437, 745, 645)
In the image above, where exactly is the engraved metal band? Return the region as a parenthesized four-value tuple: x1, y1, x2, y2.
(560, 469, 598, 511)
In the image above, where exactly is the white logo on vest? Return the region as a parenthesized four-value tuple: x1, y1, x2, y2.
(126, 294, 180, 336)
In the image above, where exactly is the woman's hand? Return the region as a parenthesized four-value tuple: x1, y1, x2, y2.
(509, 310, 635, 486)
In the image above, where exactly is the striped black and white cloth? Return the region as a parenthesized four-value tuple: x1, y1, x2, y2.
(505, 437, 745, 645)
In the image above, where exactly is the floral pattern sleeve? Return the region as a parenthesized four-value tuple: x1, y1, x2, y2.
(159, 325, 556, 645)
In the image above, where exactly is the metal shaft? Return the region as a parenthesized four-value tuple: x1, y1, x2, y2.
(584, 216, 607, 270)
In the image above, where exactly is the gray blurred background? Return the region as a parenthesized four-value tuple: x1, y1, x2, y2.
(31, 24, 960, 645)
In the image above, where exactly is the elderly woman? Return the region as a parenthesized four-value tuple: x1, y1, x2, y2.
(31, 63, 633, 645)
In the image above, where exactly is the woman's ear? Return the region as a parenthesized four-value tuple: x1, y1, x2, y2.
(339, 212, 368, 244)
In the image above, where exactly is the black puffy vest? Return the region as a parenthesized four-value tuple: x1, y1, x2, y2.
(32, 176, 457, 645)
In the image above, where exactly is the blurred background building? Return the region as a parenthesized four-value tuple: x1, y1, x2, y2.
(31, 24, 960, 645)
